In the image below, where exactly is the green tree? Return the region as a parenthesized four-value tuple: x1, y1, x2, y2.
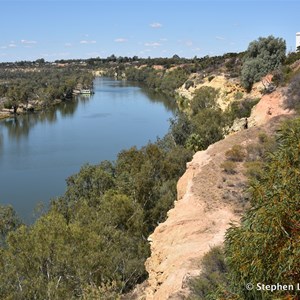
(191, 108, 226, 150)
(191, 86, 219, 115)
(241, 36, 286, 91)
(0, 205, 22, 246)
(225, 118, 300, 299)
(169, 112, 193, 147)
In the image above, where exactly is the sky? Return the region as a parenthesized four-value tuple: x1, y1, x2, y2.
(0, 0, 299, 62)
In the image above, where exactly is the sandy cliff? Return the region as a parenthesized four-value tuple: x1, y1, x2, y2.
(143, 88, 294, 300)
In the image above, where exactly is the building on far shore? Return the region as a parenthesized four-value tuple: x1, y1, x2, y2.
(296, 32, 300, 51)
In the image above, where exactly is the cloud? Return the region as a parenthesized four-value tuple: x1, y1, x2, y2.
(21, 39, 37, 44)
(80, 40, 96, 44)
(144, 42, 161, 47)
(114, 38, 128, 43)
(0, 46, 7, 49)
(150, 22, 162, 28)
(65, 43, 72, 47)
(8, 43, 17, 48)
(215, 36, 226, 41)
(185, 40, 193, 47)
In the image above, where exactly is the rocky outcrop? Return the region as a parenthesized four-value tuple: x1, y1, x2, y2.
(176, 74, 264, 111)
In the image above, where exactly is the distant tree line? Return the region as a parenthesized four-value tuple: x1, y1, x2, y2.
(0, 67, 94, 112)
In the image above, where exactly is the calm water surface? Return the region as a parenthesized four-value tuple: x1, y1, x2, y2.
(0, 77, 176, 222)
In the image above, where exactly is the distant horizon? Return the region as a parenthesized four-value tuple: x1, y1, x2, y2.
(0, 51, 245, 64)
(0, 0, 299, 63)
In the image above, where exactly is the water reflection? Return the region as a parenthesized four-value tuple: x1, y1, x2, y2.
(139, 86, 177, 112)
(0, 132, 2, 154)
(0, 78, 176, 142)
(3, 116, 31, 140)
(56, 98, 79, 118)
(0, 98, 81, 141)
(98, 78, 177, 112)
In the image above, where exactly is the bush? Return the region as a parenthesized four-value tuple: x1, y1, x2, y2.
(284, 72, 300, 111)
(234, 91, 244, 100)
(188, 246, 229, 300)
(185, 80, 194, 89)
(185, 133, 203, 152)
(227, 97, 260, 120)
(285, 50, 300, 65)
(245, 143, 264, 161)
(225, 145, 246, 162)
(221, 161, 237, 175)
(191, 86, 219, 115)
(241, 36, 286, 91)
(191, 108, 226, 150)
(243, 161, 264, 180)
(225, 118, 300, 300)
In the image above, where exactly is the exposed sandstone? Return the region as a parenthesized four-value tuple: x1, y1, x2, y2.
(176, 74, 264, 111)
(249, 87, 294, 126)
(143, 87, 295, 299)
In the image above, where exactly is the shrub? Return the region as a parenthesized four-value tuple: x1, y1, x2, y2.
(225, 145, 246, 162)
(185, 133, 203, 152)
(191, 86, 219, 115)
(227, 97, 259, 120)
(208, 75, 215, 82)
(188, 246, 229, 300)
(3, 100, 13, 109)
(243, 161, 264, 180)
(234, 91, 244, 100)
(284, 50, 300, 65)
(191, 108, 226, 150)
(225, 118, 300, 300)
(284, 72, 300, 111)
(185, 80, 194, 89)
(245, 143, 264, 161)
(241, 36, 286, 91)
(220, 161, 237, 175)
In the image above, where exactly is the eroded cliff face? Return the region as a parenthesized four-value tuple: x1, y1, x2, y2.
(176, 74, 264, 111)
(143, 88, 294, 300)
(144, 131, 249, 299)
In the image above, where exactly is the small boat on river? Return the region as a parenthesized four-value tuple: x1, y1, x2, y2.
(80, 89, 93, 95)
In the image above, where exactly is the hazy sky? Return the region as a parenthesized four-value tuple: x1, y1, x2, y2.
(0, 0, 299, 62)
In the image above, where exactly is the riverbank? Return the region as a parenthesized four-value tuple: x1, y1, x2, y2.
(0, 77, 175, 224)
(0, 92, 90, 120)
(0, 111, 10, 119)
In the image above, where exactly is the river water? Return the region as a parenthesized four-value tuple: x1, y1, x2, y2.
(0, 77, 176, 223)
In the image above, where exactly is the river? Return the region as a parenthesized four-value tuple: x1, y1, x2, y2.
(0, 77, 176, 223)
